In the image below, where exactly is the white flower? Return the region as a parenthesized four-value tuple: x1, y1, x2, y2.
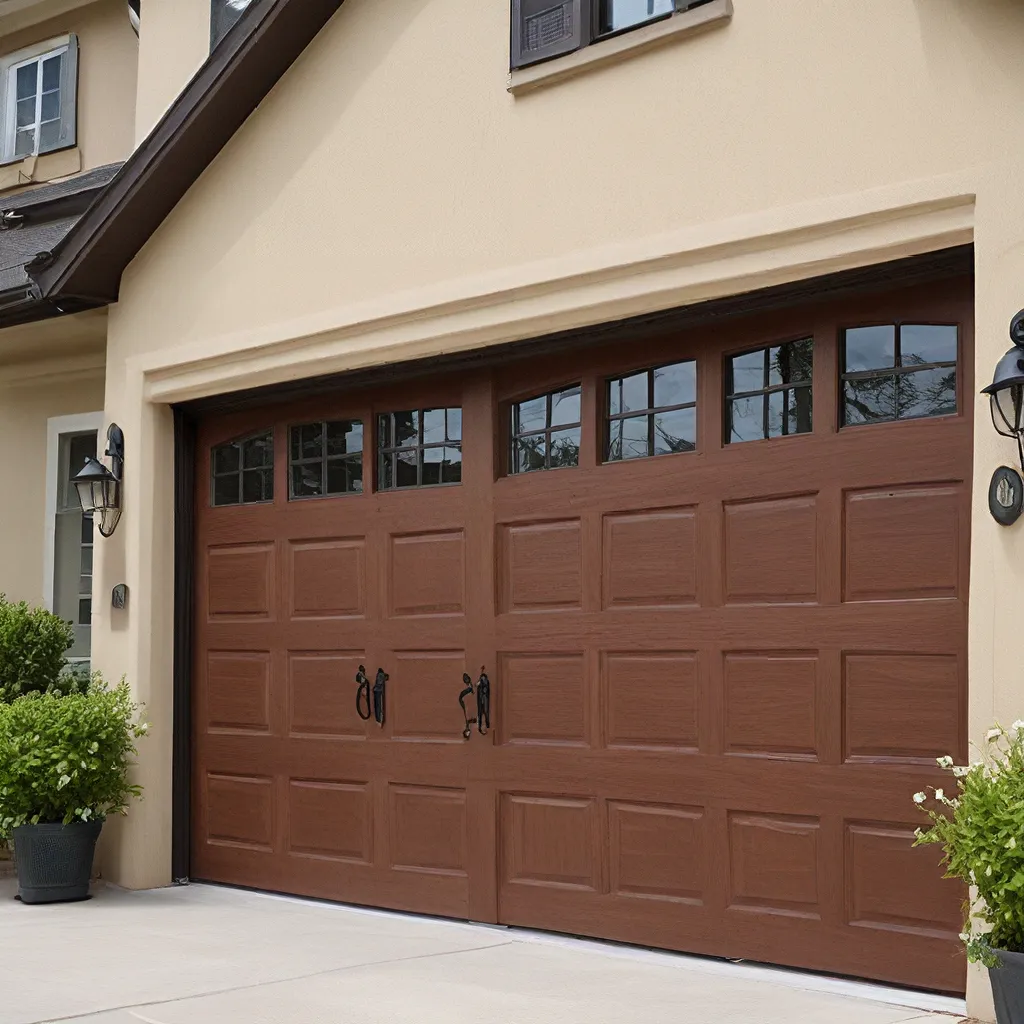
(913, 792, 927, 804)
(937, 755, 954, 769)
(1014, 720, 1024, 733)
(988, 727, 1003, 741)
(935, 788, 945, 802)
(953, 765, 969, 777)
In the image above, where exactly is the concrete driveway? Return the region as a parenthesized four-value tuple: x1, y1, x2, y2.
(1, 878, 967, 1024)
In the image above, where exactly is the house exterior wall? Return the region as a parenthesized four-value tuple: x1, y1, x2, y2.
(0, 333, 105, 608)
(0, 0, 139, 181)
(95, 0, 1024, 1014)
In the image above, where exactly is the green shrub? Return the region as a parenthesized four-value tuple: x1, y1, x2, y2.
(914, 723, 1024, 966)
(0, 595, 76, 702)
(0, 678, 147, 836)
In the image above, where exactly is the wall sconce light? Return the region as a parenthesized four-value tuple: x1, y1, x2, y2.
(73, 423, 124, 538)
(983, 312, 1024, 525)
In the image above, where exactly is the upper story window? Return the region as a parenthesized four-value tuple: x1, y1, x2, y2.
(0, 36, 78, 163)
(841, 324, 957, 426)
(511, 0, 712, 68)
(211, 430, 274, 506)
(211, 0, 255, 49)
(606, 359, 696, 461)
(378, 408, 463, 490)
(510, 385, 582, 473)
(727, 339, 813, 443)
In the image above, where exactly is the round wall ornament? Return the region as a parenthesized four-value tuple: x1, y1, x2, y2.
(989, 465, 1024, 526)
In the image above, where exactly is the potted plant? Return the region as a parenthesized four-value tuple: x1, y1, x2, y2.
(0, 595, 82, 702)
(0, 678, 147, 904)
(914, 723, 1024, 1023)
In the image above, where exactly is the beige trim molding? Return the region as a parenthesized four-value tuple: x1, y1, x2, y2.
(0, 350, 105, 388)
(509, 0, 733, 96)
(140, 177, 976, 405)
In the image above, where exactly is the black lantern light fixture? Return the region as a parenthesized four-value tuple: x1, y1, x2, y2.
(73, 423, 124, 538)
(982, 312, 1024, 525)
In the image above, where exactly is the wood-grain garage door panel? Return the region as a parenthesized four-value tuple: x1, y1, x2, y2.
(193, 276, 972, 994)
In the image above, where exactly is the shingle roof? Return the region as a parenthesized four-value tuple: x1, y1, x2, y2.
(0, 162, 122, 298)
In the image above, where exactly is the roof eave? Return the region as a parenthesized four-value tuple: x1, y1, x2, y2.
(30, 0, 344, 304)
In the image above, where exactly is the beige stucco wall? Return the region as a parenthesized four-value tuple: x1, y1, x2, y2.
(0, 0, 139, 175)
(94, 0, 1024, 1014)
(0, 312, 105, 606)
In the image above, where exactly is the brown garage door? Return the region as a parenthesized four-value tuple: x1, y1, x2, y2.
(192, 275, 971, 993)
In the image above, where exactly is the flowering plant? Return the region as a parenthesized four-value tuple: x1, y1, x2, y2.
(914, 722, 1024, 967)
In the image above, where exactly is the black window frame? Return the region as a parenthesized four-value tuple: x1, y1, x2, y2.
(377, 407, 463, 491)
(840, 321, 959, 428)
(288, 419, 364, 501)
(725, 337, 814, 444)
(511, 0, 714, 70)
(605, 359, 697, 463)
(509, 384, 583, 475)
(210, 429, 274, 507)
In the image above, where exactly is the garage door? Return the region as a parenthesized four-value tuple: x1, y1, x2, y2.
(191, 276, 971, 993)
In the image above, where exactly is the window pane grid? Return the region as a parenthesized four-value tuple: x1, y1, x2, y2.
(211, 430, 274, 507)
(726, 339, 813, 444)
(288, 419, 363, 499)
(510, 385, 581, 474)
(606, 361, 696, 462)
(841, 323, 957, 426)
(378, 408, 462, 490)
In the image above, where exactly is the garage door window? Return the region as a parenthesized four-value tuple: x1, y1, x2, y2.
(378, 408, 462, 489)
(606, 359, 696, 461)
(211, 430, 274, 506)
(726, 338, 813, 443)
(510, 385, 582, 473)
(290, 420, 363, 499)
(842, 324, 957, 426)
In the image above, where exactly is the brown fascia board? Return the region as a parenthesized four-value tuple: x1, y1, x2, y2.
(29, 0, 345, 303)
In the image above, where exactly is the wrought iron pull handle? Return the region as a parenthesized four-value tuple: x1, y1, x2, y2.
(372, 668, 388, 728)
(355, 665, 371, 721)
(476, 670, 491, 737)
(457, 668, 492, 739)
(458, 673, 476, 740)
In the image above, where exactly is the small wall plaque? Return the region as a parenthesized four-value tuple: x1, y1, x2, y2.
(989, 466, 1024, 526)
(111, 584, 128, 610)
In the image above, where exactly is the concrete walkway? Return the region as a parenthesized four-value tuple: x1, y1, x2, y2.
(0, 878, 967, 1024)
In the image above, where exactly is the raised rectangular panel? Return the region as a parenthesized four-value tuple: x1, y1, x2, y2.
(603, 507, 697, 608)
(728, 812, 820, 919)
(844, 653, 961, 763)
(288, 651, 365, 739)
(207, 543, 274, 619)
(609, 802, 704, 903)
(500, 519, 581, 612)
(846, 822, 961, 939)
(844, 485, 960, 602)
(603, 652, 697, 751)
(502, 794, 597, 891)
(724, 653, 817, 758)
(289, 538, 365, 618)
(206, 773, 273, 851)
(499, 653, 586, 746)
(391, 650, 466, 742)
(389, 530, 464, 617)
(288, 779, 372, 864)
(724, 495, 817, 604)
(206, 651, 270, 733)
(389, 785, 467, 875)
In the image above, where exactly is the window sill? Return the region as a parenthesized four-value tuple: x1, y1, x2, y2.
(0, 146, 82, 193)
(508, 0, 733, 96)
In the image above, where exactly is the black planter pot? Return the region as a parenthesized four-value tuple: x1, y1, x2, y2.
(11, 820, 102, 904)
(991, 949, 1024, 1024)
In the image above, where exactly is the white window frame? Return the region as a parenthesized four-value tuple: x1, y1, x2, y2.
(0, 34, 72, 164)
(44, 411, 102, 615)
